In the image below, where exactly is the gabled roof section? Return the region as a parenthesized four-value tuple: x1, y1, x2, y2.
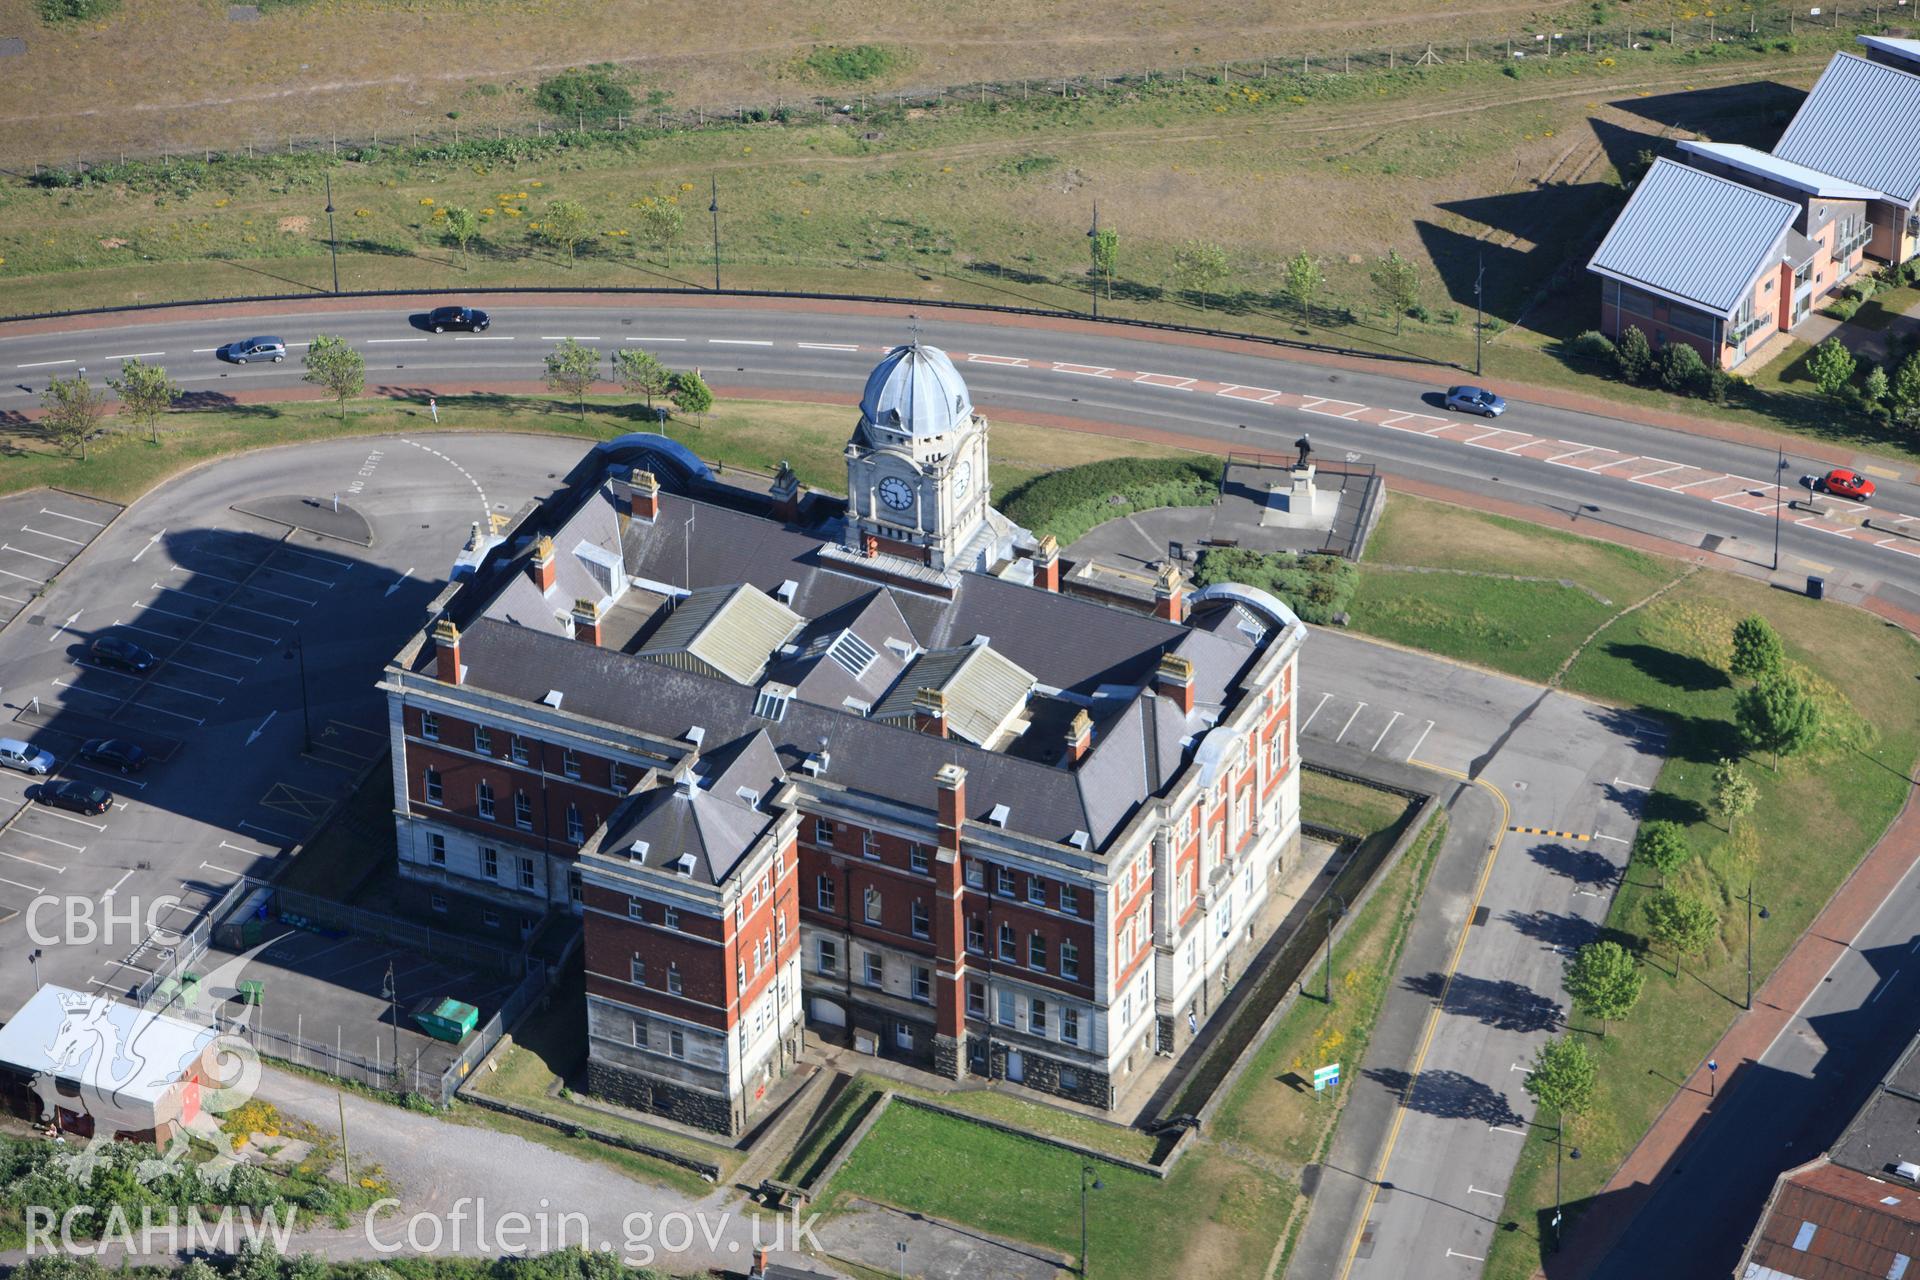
(1775, 52, 1920, 206)
(606, 778, 773, 886)
(1588, 158, 1798, 318)
(767, 590, 914, 712)
(873, 642, 1038, 747)
(638, 583, 803, 686)
(1678, 139, 1882, 200)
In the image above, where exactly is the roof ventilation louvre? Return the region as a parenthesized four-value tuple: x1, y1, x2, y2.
(1068, 830, 1091, 850)
(686, 726, 706, 749)
(987, 803, 1011, 827)
(1898, 1161, 1920, 1183)
(627, 839, 649, 863)
(541, 690, 565, 709)
(970, 634, 992, 647)
(802, 751, 831, 776)
(735, 787, 760, 807)
(672, 852, 698, 877)
(777, 579, 799, 605)
(674, 775, 697, 797)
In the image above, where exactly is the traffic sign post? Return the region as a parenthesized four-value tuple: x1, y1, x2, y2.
(1313, 1063, 1341, 1095)
(1707, 1057, 1718, 1099)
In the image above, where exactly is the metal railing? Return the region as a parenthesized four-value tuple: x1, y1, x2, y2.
(132, 877, 256, 1007)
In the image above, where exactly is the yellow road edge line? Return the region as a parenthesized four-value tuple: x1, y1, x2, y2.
(1338, 763, 1514, 1280)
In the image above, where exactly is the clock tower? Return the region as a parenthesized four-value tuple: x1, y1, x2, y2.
(843, 342, 995, 572)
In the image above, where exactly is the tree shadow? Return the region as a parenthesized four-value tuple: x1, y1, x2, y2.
(173, 391, 277, 419)
(1529, 842, 1620, 890)
(1600, 642, 1729, 693)
(209, 257, 329, 294)
(1363, 1066, 1527, 1127)
(1405, 971, 1565, 1033)
(1501, 907, 1600, 954)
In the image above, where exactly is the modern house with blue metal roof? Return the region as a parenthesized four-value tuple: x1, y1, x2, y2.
(1588, 159, 1814, 370)
(1772, 47, 1920, 265)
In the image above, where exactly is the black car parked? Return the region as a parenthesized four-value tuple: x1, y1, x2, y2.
(90, 635, 157, 674)
(35, 780, 112, 815)
(78, 739, 147, 773)
(428, 306, 490, 333)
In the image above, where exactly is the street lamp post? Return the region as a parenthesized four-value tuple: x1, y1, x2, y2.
(1079, 1163, 1103, 1277)
(324, 170, 340, 295)
(1087, 201, 1101, 320)
(1551, 1119, 1582, 1253)
(283, 635, 313, 752)
(1474, 252, 1485, 378)
(382, 962, 400, 1082)
(708, 176, 721, 292)
(28, 949, 42, 992)
(1743, 883, 1771, 1010)
(1322, 892, 1348, 1004)
(1772, 449, 1787, 572)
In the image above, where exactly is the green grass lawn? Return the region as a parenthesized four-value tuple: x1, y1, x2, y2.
(1349, 494, 1685, 684)
(823, 1103, 1289, 1280)
(1301, 768, 1417, 841)
(0, 393, 1182, 505)
(1482, 570, 1920, 1279)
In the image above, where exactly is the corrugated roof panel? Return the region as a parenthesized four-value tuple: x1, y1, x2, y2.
(1588, 158, 1797, 317)
(1775, 53, 1920, 205)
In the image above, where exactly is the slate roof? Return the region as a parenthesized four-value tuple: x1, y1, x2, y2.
(1775, 53, 1920, 206)
(1589, 158, 1799, 317)
(765, 591, 914, 713)
(603, 775, 773, 886)
(1678, 140, 1881, 200)
(1741, 1160, 1920, 1280)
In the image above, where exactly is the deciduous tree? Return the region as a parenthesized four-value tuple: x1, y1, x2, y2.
(1283, 251, 1322, 319)
(544, 338, 601, 418)
(1736, 671, 1821, 771)
(1892, 351, 1920, 412)
(39, 373, 107, 460)
(636, 195, 684, 261)
(1090, 226, 1119, 301)
(1171, 240, 1230, 312)
(108, 358, 178, 446)
(1564, 941, 1643, 1036)
(669, 369, 714, 421)
(1807, 336, 1858, 399)
(1633, 820, 1691, 880)
(612, 348, 672, 414)
(1711, 758, 1759, 834)
(443, 206, 480, 260)
(1523, 1035, 1596, 1120)
(1369, 249, 1421, 334)
(301, 335, 364, 421)
(1615, 325, 1653, 384)
(539, 198, 592, 263)
(1865, 364, 1891, 407)
(1643, 888, 1720, 972)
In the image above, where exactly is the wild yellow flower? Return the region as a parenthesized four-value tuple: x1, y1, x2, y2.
(420, 197, 435, 206)
(517, 191, 528, 198)
(530, 180, 543, 187)
(680, 182, 694, 191)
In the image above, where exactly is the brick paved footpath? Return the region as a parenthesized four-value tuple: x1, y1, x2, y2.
(1549, 590, 1920, 1278)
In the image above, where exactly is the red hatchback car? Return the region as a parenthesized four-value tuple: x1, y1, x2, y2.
(1821, 469, 1876, 502)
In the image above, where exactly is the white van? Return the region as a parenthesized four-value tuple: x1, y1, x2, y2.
(0, 738, 55, 776)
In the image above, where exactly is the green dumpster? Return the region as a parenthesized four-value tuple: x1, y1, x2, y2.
(178, 974, 201, 1010)
(238, 980, 264, 1007)
(413, 998, 479, 1045)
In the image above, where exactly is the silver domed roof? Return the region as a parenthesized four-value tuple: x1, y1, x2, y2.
(859, 343, 973, 439)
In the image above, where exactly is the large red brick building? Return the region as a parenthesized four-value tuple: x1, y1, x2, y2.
(381, 343, 1305, 1134)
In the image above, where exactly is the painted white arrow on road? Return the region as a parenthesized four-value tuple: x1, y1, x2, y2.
(246, 709, 277, 745)
(48, 609, 81, 642)
(385, 568, 414, 598)
(131, 528, 165, 563)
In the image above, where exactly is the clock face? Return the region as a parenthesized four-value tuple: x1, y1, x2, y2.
(953, 460, 972, 503)
(878, 476, 915, 511)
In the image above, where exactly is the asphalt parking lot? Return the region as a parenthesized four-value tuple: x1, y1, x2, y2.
(0, 433, 587, 1013)
(0, 490, 122, 631)
(207, 922, 518, 1093)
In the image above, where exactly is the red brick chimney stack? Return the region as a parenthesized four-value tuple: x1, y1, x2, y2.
(572, 598, 603, 646)
(530, 535, 557, 594)
(433, 618, 464, 686)
(1156, 653, 1196, 714)
(912, 687, 949, 738)
(1033, 534, 1060, 592)
(629, 470, 660, 522)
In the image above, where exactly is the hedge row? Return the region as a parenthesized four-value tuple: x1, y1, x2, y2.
(1001, 455, 1222, 547)
(1192, 546, 1357, 625)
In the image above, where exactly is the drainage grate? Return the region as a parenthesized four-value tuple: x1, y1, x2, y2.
(1357, 1225, 1378, 1259)
(1701, 534, 1726, 554)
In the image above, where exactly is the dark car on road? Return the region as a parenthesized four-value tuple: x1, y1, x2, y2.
(1445, 385, 1508, 418)
(1820, 468, 1876, 502)
(78, 739, 146, 773)
(34, 780, 112, 816)
(428, 306, 490, 333)
(220, 336, 287, 364)
(90, 635, 157, 674)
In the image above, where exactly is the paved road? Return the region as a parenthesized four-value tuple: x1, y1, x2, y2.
(2, 302, 1918, 606)
(1286, 632, 1665, 1280)
(1587, 828, 1920, 1280)
(0, 434, 586, 1029)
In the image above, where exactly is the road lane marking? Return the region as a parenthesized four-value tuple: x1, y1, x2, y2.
(798, 342, 861, 351)
(453, 335, 515, 341)
(100, 352, 164, 361)
(709, 338, 772, 346)
(385, 568, 414, 598)
(48, 609, 82, 643)
(367, 338, 428, 345)
(17, 359, 75, 369)
(100, 869, 134, 898)
(1872, 969, 1902, 1003)
(628, 335, 685, 342)
(132, 529, 165, 562)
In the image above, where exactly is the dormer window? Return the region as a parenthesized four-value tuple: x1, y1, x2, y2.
(753, 684, 792, 722)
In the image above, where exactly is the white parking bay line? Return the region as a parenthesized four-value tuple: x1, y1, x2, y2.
(145, 678, 224, 704)
(1371, 710, 1403, 752)
(14, 827, 85, 852)
(1406, 720, 1435, 762)
(0, 873, 43, 894)
(1301, 691, 1333, 731)
(65, 761, 146, 789)
(238, 820, 295, 843)
(1465, 1185, 1503, 1199)
(163, 659, 243, 683)
(1445, 1249, 1487, 1263)
(0, 567, 47, 584)
(129, 698, 205, 726)
(52, 678, 120, 702)
(200, 860, 247, 879)
(22, 525, 85, 546)
(42, 508, 107, 527)
(1335, 701, 1368, 743)
(118, 620, 261, 663)
(0, 849, 65, 873)
(4, 542, 64, 564)
(33, 809, 106, 831)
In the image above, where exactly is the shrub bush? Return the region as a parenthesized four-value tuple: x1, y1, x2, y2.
(1824, 297, 1861, 322)
(1615, 325, 1653, 384)
(534, 68, 635, 123)
(36, 0, 118, 20)
(1000, 456, 1222, 547)
(803, 44, 899, 84)
(1570, 329, 1618, 371)
(1658, 341, 1709, 395)
(1192, 548, 1358, 625)
(1408, 303, 1433, 323)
